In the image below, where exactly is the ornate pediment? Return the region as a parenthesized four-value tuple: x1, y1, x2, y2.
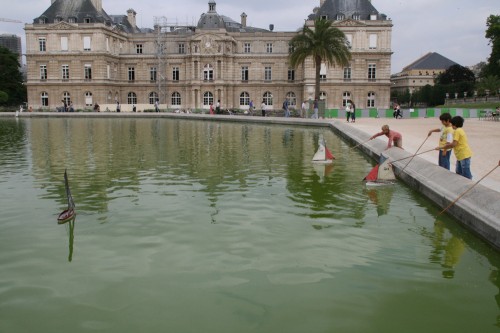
(334, 19, 366, 27)
(51, 21, 77, 30)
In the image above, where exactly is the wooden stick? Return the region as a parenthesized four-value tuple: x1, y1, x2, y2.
(439, 162, 500, 215)
(398, 136, 430, 175)
(390, 148, 435, 164)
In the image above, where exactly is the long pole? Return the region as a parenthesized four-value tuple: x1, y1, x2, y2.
(398, 136, 429, 175)
(439, 162, 500, 215)
(350, 139, 371, 151)
(390, 148, 435, 164)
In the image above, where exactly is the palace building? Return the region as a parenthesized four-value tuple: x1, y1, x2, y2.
(25, 0, 392, 112)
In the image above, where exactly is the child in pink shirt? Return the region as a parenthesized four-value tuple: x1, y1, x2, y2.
(370, 125, 403, 149)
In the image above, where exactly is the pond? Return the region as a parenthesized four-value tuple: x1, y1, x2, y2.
(1, 117, 500, 333)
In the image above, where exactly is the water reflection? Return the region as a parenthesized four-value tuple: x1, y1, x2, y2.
(58, 216, 75, 262)
(365, 186, 395, 216)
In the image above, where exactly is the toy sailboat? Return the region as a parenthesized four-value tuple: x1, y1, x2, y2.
(312, 135, 335, 164)
(363, 155, 396, 186)
(57, 169, 76, 223)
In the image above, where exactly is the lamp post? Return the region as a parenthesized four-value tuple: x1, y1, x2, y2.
(474, 90, 477, 102)
(464, 91, 467, 102)
(486, 89, 490, 101)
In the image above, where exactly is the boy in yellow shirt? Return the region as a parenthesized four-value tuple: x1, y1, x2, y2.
(428, 112, 454, 170)
(436, 116, 473, 179)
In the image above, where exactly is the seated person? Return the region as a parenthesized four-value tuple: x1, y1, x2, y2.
(93, 103, 100, 112)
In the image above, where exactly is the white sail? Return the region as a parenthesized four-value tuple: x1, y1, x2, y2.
(377, 157, 396, 181)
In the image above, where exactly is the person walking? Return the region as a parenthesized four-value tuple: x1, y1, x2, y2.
(350, 100, 356, 123)
(436, 116, 473, 179)
(116, 101, 121, 113)
(346, 100, 352, 122)
(155, 99, 160, 112)
(428, 112, 454, 170)
(369, 124, 403, 149)
(301, 100, 306, 118)
(216, 100, 221, 114)
(311, 97, 319, 119)
(261, 100, 266, 117)
(283, 98, 290, 117)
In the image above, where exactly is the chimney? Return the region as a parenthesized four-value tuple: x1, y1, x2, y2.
(127, 9, 137, 27)
(90, 0, 102, 12)
(320, 0, 326, 6)
(240, 12, 247, 28)
(269, 24, 274, 31)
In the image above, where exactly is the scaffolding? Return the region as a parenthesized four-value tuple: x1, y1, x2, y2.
(154, 17, 196, 107)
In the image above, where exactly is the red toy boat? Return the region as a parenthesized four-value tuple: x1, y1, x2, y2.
(57, 169, 76, 223)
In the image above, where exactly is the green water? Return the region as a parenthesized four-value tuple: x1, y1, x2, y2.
(1, 118, 500, 332)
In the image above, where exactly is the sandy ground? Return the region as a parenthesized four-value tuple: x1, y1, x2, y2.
(340, 117, 500, 192)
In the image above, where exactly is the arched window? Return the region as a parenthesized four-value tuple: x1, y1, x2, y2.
(239, 92, 250, 106)
(171, 92, 181, 106)
(41, 92, 48, 106)
(367, 91, 376, 107)
(319, 91, 327, 100)
(342, 91, 351, 107)
(63, 92, 71, 106)
(85, 91, 92, 106)
(203, 64, 214, 81)
(203, 91, 213, 106)
(127, 92, 137, 104)
(286, 92, 296, 106)
(263, 91, 273, 106)
(149, 92, 158, 104)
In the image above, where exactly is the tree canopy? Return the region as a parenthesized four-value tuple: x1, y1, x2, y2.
(435, 64, 476, 85)
(0, 46, 25, 106)
(481, 15, 500, 78)
(288, 18, 351, 99)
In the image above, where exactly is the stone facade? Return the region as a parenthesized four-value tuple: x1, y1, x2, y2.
(25, 0, 392, 111)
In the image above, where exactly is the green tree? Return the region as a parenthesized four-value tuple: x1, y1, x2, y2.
(0, 91, 8, 104)
(481, 15, 500, 78)
(288, 18, 351, 99)
(435, 64, 476, 85)
(0, 46, 26, 106)
(476, 75, 500, 94)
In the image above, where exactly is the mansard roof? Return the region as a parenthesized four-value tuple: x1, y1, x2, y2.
(197, 1, 268, 32)
(403, 52, 458, 71)
(34, 0, 112, 25)
(308, 0, 386, 20)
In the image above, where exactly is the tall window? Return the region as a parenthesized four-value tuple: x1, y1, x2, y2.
(149, 67, 156, 82)
(320, 63, 327, 81)
(172, 67, 179, 81)
(345, 34, 352, 49)
(239, 92, 250, 106)
(60, 37, 68, 51)
(367, 91, 376, 107)
(244, 43, 251, 53)
(203, 64, 213, 81)
(127, 92, 137, 104)
(84, 64, 92, 80)
(39, 37, 46, 52)
(342, 91, 351, 107)
(136, 44, 143, 54)
(178, 43, 185, 54)
(40, 65, 47, 80)
(241, 66, 249, 81)
(83, 36, 91, 51)
(369, 34, 377, 49)
(266, 43, 273, 53)
(203, 92, 214, 106)
(264, 66, 272, 81)
(320, 91, 327, 101)
(286, 92, 296, 106)
(63, 92, 71, 106)
(368, 64, 376, 80)
(343, 66, 351, 80)
(62, 65, 69, 80)
(128, 67, 135, 81)
(288, 68, 295, 81)
(288, 43, 295, 53)
(149, 92, 158, 104)
(85, 92, 93, 106)
(41, 92, 49, 106)
(263, 91, 273, 106)
(172, 92, 181, 106)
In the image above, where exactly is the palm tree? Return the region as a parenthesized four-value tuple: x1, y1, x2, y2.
(289, 18, 351, 99)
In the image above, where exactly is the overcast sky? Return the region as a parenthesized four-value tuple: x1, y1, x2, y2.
(0, 0, 496, 72)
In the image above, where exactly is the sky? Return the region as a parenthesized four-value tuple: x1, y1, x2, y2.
(0, 0, 497, 73)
